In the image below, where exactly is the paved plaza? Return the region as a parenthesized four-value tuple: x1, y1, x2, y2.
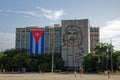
(0, 73, 120, 80)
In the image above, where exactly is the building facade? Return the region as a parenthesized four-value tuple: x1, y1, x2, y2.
(61, 19, 90, 68)
(15, 19, 100, 67)
(54, 24, 61, 53)
(44, 26, 54, 53)
(44, 24, 61, 53)
(90, 27, 100, 52)
(16, 25, 62, 54)
(15, 26, 44, 53)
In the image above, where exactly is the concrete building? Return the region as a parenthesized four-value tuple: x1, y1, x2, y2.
(61, 19, 90, 68)
(54, 24, 61, 53)
(44, 24, 61, 53)
(15, 26, 44, 52)
(15, 20, 100, 66)
(16, 25, 61, 54)
(90, 27, 100, 52)
(44, 26, 54, 53)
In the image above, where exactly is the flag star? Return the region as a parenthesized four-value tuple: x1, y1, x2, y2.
(36, 33, 39, 37)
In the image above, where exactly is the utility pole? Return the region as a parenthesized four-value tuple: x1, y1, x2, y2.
(106, 48, 108, 71)
(110, 45, 113, 72)
(51, 47, 54, 74)
(110, 39, 113, 72)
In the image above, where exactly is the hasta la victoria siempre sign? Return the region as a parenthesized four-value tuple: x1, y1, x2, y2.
(30, 29, 44, 55)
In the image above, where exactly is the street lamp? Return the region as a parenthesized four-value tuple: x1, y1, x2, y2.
(110, 44, 113, 72)
(51, 47, 54, 74)
(107, 43, 113, 72)
(106, 48, 109, 71)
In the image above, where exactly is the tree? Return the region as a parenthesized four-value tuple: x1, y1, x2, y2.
(0, 49, 65, 72)
(94, 43, 114, 71)
(83, 53, 100, 71)
(94, 43, 108, 55)
(113, 51, 120, 71)
(83, 43, 116, 72)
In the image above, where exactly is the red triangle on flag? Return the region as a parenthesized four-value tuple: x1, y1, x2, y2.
(31, 30, 44, 42)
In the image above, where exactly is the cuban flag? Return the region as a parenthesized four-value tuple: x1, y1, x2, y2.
(30, 29, 44, 55)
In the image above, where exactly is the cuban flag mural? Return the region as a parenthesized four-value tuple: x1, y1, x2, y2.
(30, 29, 44, 55)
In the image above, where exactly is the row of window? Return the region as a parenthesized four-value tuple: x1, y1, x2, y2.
(90, 28, 99, 32)
(90, 38, 99, 42)
(16, 39, 29, 41)
(90, 34, 99, 37)
(45, 33, 61, 35)
(16, 46, 29, 48)
(16, 30, 30, 33)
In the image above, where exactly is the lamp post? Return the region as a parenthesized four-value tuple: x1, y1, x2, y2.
(51, 47, 54, 74)
(106, 48, 108, 71)
(110, 44, 113, 72)
(107, 43, 113, 72)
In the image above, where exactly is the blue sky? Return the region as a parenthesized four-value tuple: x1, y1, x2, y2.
(0, 0, 120, 51)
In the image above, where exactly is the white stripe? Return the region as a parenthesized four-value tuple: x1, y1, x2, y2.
(38, 38, 41, 54)
(32, 37, 36, 54)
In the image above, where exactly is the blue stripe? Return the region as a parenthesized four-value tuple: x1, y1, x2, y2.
(30, 32, 33, 54)
(32, 37, 36, 54)
(41, 32, 44, 53)
(35, 42, 38, 55)
(38, 38, 41, 54)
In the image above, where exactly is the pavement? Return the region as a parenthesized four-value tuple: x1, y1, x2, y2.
(0, 72, 120, 80)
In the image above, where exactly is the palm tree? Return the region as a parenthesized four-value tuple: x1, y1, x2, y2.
(107, 43, 114, 72)
(94, 43, 109, 71)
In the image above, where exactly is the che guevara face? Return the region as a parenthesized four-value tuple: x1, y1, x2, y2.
(65, 25, 82, 44)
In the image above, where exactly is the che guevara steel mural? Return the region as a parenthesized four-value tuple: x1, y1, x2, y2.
(62, 25, 84, 67)
(62, 19, 90, 68)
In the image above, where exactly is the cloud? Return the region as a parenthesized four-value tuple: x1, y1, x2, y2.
(0, 7, 65, 21)
(15, 11, 37, 16)
(4, 10, 41, 17)
(15, 11, 41, 17)
(100, 19, 120, 50)
(36, 6, 65, 21)
(0, 32, 15, 52)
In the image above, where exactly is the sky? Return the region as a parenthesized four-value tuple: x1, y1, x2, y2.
(0, 0, 120, 51)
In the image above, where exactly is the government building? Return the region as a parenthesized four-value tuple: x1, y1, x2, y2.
(44, 24, 61, 53)
(15, 19, 99, 68)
